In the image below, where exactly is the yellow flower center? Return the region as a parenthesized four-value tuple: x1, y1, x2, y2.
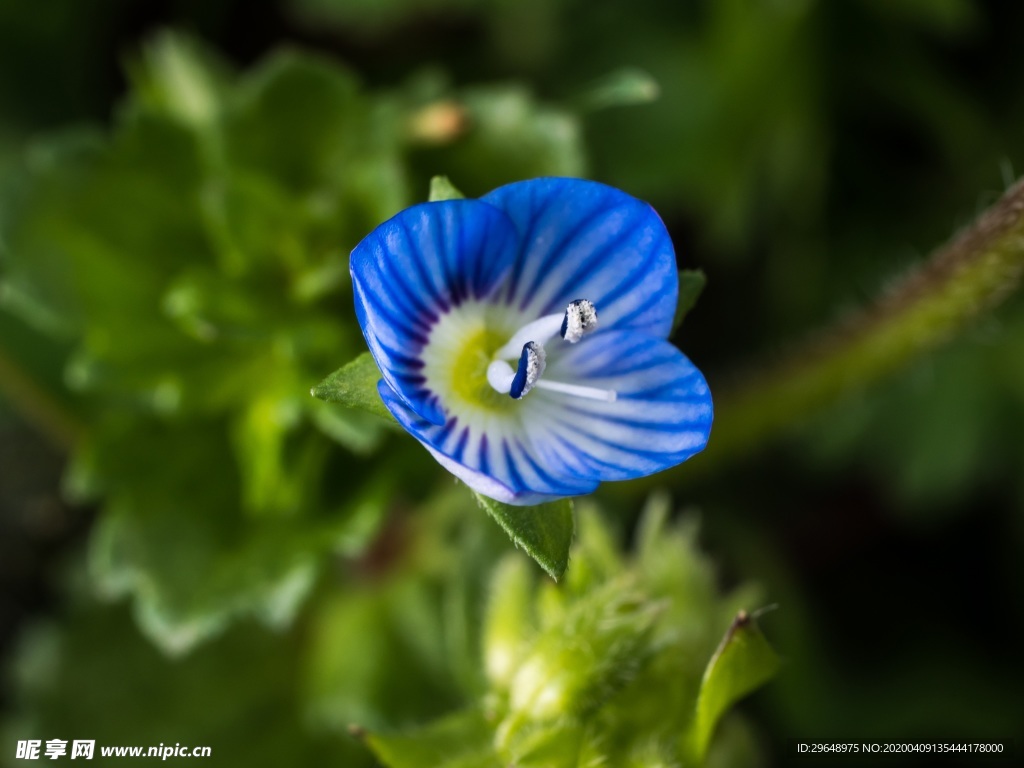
(450, 327, 513, 412)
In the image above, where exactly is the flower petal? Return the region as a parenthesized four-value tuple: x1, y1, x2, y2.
(351, 200, 520, 424)
(377, 380, 600, 505)
(525, 331, 712, 482)
(481, 177, 678, 337)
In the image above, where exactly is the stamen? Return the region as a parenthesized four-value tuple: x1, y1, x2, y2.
(493, 299, 599, 359)
(485, 299, 614, 402)
(509, 341, 546, 399)
(534, 379, 617, 402)
(486, 354, 617, 402)
(560, 299, 598, 343)
(493, 315, 563, 360)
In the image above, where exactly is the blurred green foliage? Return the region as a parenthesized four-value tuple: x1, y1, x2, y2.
(362, 497, 772, 768)
(1, 31, 584, 656)
(3, 0, 1024, 766)
(4, 492, 770, 768)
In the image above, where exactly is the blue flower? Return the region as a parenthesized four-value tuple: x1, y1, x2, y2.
(350, 177, 712, 505)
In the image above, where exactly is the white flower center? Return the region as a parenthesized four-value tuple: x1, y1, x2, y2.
(485, 300, 617, 402)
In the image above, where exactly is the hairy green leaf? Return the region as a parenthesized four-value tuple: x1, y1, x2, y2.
(311, 352, 394, 422)
(685, 610, 780, 763)
(473, 493, 574, 581)
(83, 420, 388, 655)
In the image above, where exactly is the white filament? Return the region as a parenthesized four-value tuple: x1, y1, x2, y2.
(535, 379, 617, 402)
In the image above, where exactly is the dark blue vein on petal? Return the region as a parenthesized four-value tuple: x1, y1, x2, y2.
(451, 426, 470, 464)
(500, 182, 546, 304)
(579, 230, 665, 320)
(478, 433, 491, 477)
(501, 439, 528, 492)
(535, 223, 638, 317)
(547, 431, 635, 476)
(517, 438, 592, 495)
(374, 339, 425, 372)
(396, 217, 450, 314)
(546, 411, 704, 463)
(380, 265, 439, 330)
(598, 243, 679, 331)
(363, 292, 429, 346)
(434, 207, 460, 307)
(435, 416, 458, 448)
(515, 200, 623, 312)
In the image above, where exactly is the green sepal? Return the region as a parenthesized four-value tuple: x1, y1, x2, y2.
(672, 268, 707, 332)
(311, 352, 394, 422)
(684, 609, 780, 763)
(428, 175, 466, 202)
(473, 493, 574, 582)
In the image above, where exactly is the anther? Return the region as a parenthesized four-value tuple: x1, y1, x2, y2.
(559, 299, 598, 343)
(509, 341, 546, 399)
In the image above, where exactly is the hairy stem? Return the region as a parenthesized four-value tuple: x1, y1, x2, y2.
(698, 178, 1024, 472)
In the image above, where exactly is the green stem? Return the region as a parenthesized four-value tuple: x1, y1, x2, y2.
(0, 343, 83, 451)
(697, 178, 1024, 473)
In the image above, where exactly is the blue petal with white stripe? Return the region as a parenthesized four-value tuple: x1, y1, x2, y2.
(526, 331, 712, 481)
(481, 177, 678, 337)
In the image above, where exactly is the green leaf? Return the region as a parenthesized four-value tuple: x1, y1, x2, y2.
(672, 268, 707, 332)
(224, 49, 364, 194)
(363, 709, 502, 768)
(127, 31, 233, 131)
(311, 352, 394, 422)
(3, 116, 211, 336)
(90, 494, 320, 656)
(83, 420, 387, 655)
(473, 493, 574, 581)
(685, 610, 780, 763)
(577, 67, 660, 113)
(428, 175, 465, 201)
